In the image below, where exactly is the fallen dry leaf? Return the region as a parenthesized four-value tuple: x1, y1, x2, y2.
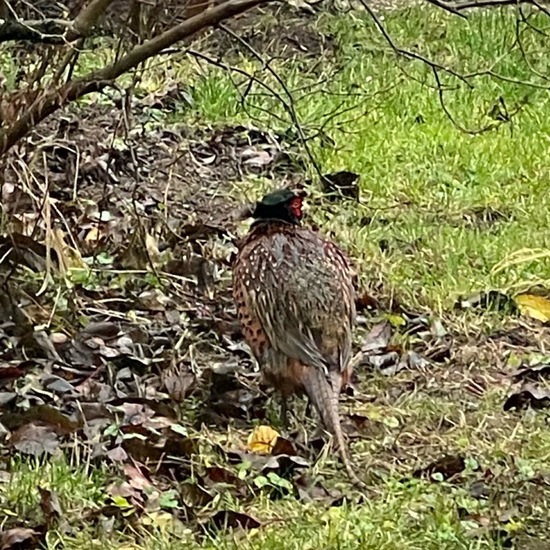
(11, 423, 59, 456)
(0, 527, 40, 549)
(205, 466, 240, 486)
(247, 425, 280, 454)
(208, 510, 261, 531)
(124, 464, 155, 492)
(261, 454, 309, 475)
(361, 321, 392, 353)
(512, 362, 550, 383)
(39, 487, 62, 526)
(413, 455, 465, 480)
(271, 436, 297, 456)
(162, 372, 196, 401)
(504, 383, 550, 411)
(514, 293, 550, 323)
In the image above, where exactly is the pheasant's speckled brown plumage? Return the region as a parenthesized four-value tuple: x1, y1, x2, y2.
(233, 198, 361, 485)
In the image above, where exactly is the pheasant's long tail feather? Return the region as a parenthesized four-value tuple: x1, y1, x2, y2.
(302, 368, 365, 488)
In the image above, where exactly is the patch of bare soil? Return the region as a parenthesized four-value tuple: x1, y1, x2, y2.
(202, 4, 337, 60)
(11, 1, 337, 60)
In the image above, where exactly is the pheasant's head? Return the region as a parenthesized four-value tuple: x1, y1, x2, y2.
(251, 188, 305, 225)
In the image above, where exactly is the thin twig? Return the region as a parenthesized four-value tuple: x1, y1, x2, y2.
(358, 0, 473, 88)
(218, 22, 325, 178)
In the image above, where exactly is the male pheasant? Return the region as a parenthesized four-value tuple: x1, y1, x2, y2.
(232, 188, 362, 485)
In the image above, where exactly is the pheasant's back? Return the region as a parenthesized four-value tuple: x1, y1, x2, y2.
(233, 223, 355, 374)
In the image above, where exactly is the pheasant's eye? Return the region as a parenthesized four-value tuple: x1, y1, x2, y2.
(289, 197, 303, 219)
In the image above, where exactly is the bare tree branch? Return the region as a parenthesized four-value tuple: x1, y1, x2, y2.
(0, 0, 131, 43)
(219, 22, 325, 178)
(452, 0, 532, 9)
(0, 0, 271, 156)
(0, 18, 71, 44)
(70, 0, 117, 39)
(424, 0, 467, 17)
(358, 0, 473, 87)
(426, 0, 549, 12)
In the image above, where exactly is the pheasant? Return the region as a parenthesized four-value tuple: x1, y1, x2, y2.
(232, 188, 362, 486)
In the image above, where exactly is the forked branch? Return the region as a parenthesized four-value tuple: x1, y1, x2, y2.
(0, 0, 271, 156)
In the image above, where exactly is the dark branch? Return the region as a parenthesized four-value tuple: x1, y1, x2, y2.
(358, 0, 473, 87)
(424, 0, 467, 17)
(0, 0, 116, 44)
(0, 18, 71, 44)
(69, 0, 117, 39)
(453, 0, 532, 9)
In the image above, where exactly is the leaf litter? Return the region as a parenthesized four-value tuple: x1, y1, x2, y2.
(0, 77, 373, 537)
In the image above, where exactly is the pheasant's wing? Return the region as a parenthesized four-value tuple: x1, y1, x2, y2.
(246, 233, 355, 373)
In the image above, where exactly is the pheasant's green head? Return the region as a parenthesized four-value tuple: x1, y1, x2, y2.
(252, 188, 305, 225)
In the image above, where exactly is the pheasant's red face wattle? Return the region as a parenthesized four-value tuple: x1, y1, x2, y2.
(289, 197, 303, 220)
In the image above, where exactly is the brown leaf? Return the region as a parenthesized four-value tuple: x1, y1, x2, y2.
(124, 464, 154, 492)
(162, 372, 196, 401)
(38, 488, 62, 525)
(0, 233, 49, 272)
(504, 383, 550, 411)
(413, 455, 465, 480)
(79, 322, 121, 340)
(205, 467, 240, 486)
(108, 481, 141, 502)
(208, 510, 261, 531)
(271, 436, 297, 456)
(1, 405, 80, 435)
(118, 403, 156, 426)
(296, 483, 344, 505)
(0, 527, 40, 550)
(122, 438, 163, 462)
(0, 366, 26, 380)
(512, 363, 550, 383)
(361, 321, 392, 353)
(261, 454, 309, 475)
(106, 446, 129, 462)
(163, 434, 198, 457)
(180, 482, 215, 508)
(11, 424, 59, 456)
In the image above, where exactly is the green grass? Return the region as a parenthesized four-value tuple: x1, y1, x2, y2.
(4, 4, 550, 549)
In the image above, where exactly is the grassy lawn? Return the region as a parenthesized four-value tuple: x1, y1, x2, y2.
(3, 4, 550, 549)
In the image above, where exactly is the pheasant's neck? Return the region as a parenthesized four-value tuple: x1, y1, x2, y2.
(244, 219, 301, 243)
(250, 218, 296, 230)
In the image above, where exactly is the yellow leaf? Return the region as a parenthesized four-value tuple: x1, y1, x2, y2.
(85, 226, 101, 242)
(247, 425, 280, 454)
(142, 511, 174, 527)
(386, 314, 406, 327)
(514, 294, 550, 323)
(145, 232, 161, 264)
(112, 495, 132, 509)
